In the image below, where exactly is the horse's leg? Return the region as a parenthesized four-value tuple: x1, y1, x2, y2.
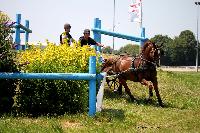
(148, 87, 153, 102)
(141, 79, 153, 89)
(141, 79, 154, 102)
(141, 79, 163, 107)
(119, 78, 135, 101)
(153, 81, 163, 107)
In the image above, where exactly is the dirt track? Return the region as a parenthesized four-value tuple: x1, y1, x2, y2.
(159, 66, 200, 72)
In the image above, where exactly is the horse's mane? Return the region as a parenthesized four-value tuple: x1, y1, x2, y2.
(107, 56, 120, 65)
(141, 40, 156, 54)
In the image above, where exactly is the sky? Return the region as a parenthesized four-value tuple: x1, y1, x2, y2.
(1, 0, 199, 50)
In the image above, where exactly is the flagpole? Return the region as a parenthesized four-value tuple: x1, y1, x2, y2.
(140, 0, 144, 53)
(140, 0, 143, 28)
(130, 0, 144, 52)
(112, 0, 116, 52)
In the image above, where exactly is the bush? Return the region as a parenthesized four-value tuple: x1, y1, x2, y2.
(0, 11, 19, 113)
(16, 43, 99, 116)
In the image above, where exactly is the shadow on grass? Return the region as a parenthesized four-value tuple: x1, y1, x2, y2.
(103, 88, 122, 100)
(104, 88, 180, 109)
(127, 97, 183, 109)
(95, 108, 125, 122)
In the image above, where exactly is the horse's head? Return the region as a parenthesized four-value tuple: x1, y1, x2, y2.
(101, 57, 119, 72)
(101, 58, 113, 72)
(141, 40, 163, 65)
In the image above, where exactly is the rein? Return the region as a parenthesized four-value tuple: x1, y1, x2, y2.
(103, 42, 160, 77)
(139, 43, 160, 67)
(139, 55, 157, 66)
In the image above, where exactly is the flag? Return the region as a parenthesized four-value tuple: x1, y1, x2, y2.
(129, 0, 142, 23)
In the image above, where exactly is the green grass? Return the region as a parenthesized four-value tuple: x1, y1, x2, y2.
(0, 70, 200, 132)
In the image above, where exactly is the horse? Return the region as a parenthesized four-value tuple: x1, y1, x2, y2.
(101, 40, 164, 107)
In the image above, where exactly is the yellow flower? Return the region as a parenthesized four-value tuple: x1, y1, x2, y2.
(16, 41, 99, 73)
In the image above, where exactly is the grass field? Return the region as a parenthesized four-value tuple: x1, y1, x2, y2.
(0, 70, 200, 132)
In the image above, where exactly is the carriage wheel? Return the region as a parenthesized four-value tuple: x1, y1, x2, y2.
(106, 76, 120, 91)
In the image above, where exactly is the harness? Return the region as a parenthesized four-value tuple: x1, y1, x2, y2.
(105, 43, 159, 81)
(114, 55, 157, 82)
(131, 55, 157, 72)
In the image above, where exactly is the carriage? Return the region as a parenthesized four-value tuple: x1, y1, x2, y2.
(102, 40, 164, 107)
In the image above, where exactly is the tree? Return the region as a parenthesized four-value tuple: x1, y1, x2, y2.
(170, 30, 196, 66)
(118, 43, 139, 56)
(102, 46, 113, 54)
(150, 30, 198, 66)
(0, 11, 18, 113)
(150, 35, 173, 65)
(179, 30, 196, 65)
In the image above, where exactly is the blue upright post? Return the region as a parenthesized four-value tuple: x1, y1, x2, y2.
(93, 18, 102, 52)
(25, 20, 29, 50)
(15, 14, 21, 50)
(89, 56, 96, 116)
(97, 19, 102, 52)
(140, 27, 145, 47)
(93, 19, 103, 94)
(95, 19, 103, 62)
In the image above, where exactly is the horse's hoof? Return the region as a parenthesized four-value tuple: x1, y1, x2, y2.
(159, 103, 164, 107)
(118, 91, 122, 95)
(149, 85, 153, 89)
(160, 104, 164, 107)
(147, 98, 152, 103)
(113, 89, 119, 94)
(113, 89, 122, 95)
(130, 95, 135, 102)
(113, 89, 118, 92)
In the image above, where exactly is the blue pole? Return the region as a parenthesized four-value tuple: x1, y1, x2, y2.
(92, 28, 146, 42)
(15, 14, 21, 50)
(140, 27, 145, 47)
(89, 56, 96, 116)
(0, 73, 97, 80)
(25, 20, 29, 50)
(93, 19, 102, 93)
(97, 19, 102, 52)
(93, 18, 99, 41)
(93, 18, 98, 51)
(93, 18, 102, 52)
(94, 19, 103, 62)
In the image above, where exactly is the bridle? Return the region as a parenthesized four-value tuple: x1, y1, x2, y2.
(139, 43, 160, 66)
(139, 55, 157, 66)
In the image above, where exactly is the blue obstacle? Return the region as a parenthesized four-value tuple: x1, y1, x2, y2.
(1, 16, 147, 117)
(0, 56, 106, 117)
(11, 14, 32, 50)
(1, 14, 106, 117)
(92, 18, 148, 51)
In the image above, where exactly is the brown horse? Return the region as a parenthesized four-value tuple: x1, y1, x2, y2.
(102, 40, 164, 107)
